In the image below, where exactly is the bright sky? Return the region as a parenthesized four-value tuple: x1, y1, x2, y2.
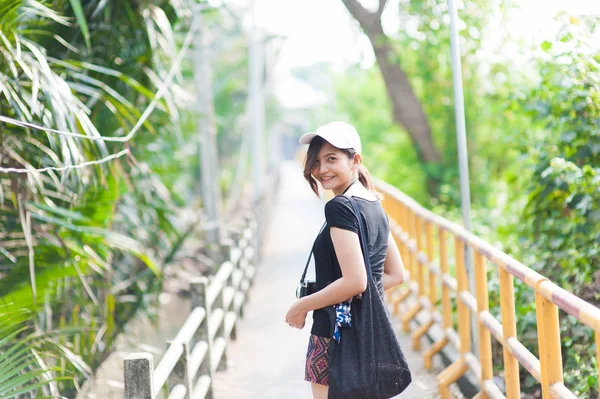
(251, 0, 366, 72)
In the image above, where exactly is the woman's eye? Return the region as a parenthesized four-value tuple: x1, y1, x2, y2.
(328, 157, 336, 161)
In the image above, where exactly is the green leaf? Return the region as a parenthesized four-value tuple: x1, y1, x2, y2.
(68, 0, 91, 50)
(104, 232, 161, 276)
(27, 202, 92, 224)
(541, 40, 553, 52)
(0, 310, 68, 396)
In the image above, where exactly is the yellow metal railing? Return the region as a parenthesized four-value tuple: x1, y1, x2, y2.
(376, 179, 600, 399)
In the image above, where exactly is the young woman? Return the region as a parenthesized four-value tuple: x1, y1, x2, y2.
(285, 121, 407, 399)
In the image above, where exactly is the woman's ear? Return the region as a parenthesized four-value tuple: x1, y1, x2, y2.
(352, 154, 362, 170)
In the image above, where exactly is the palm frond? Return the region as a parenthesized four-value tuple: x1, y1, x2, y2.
(0, 308, 68, 398)
(67, 0, 90, 50)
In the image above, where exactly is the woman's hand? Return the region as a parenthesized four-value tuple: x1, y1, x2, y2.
(285, 299, 309, 329)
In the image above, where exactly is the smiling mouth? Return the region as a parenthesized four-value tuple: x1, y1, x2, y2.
(320, 177, 334, 182)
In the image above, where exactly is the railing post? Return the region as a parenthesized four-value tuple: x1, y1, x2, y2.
(412, 218, 435, 351)
(438, 237, 470, 399)
(124, 353, 154, 399)
(229, 314, 238, 342)
(228, 229, 242, 340)
(424, 226, 450, 370)
(393, 200, 415, 314)
(596, 331, 600, 396)
(536, 280, 564, 399)
(498, 267, 521, 399)
(402, 210, 422, 333)
(166, 341, 192, 398)
(238, 257, 249, 319)
(247, 214, 259, 268)
(426, 222, 436, 311)
(230, 229, 242, 252)
(474, 251, 493, 393)
(216, 281, 228, 372)
(401, 204, 413, 285)
(225, 255, 239, 342)
(191, 277, 213, 399)
(409, 211, 418, 288)
(455, 237, 471, 355)
(439, 229, 452, 330)
(220, 240, 233, 270)
(398, 204, 409, 277)
(415, 215, 425, 298)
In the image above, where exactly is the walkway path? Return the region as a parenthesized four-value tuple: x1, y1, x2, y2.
(212, 161, 441, 398)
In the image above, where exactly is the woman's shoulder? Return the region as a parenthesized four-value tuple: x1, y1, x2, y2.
(328, 193, 380, 207)
(324, 196, 360, 231)
(325, 195, 352, 214)
(329, 194, 351, 204)
(325, 194, 382, 218)
(324, 196, 357, 220)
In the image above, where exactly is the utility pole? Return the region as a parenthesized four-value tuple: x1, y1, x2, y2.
(247, 1, 266, 266)
(249, 3, 265, 204)
(194, 5, 222, 253)
(447, 0, 478, 357)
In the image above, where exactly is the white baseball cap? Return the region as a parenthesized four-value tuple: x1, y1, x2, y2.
(299, 121, 362, 154)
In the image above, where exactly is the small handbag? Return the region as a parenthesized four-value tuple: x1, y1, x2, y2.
(327, 196, 412, 399)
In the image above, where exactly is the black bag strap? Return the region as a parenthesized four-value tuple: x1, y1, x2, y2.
(300, 179, 358, 284)
(346, 196, 373, 280)
(299, 181, 360, 284)
(299, 222, 327, 283)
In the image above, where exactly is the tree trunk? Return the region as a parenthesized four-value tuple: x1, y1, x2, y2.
(341, 0, 441, 195)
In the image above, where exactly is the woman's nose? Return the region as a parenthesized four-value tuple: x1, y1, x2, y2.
(319, 163, 328, 174)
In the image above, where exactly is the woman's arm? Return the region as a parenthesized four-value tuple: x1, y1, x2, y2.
(299, 227, 367, 312)
(382, 231, 406, 290)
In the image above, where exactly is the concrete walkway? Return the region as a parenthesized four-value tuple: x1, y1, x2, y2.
(212, 161, 441, 399)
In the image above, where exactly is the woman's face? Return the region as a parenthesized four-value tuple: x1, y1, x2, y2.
(311, 142, 358, 195)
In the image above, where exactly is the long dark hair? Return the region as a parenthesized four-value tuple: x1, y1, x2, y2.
(303, 136, 376, 197)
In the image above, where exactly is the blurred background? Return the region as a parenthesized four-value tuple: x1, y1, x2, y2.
(0, 0, 598, 397)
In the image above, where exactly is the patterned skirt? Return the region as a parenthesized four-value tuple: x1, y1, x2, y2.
(305, 334, 331, 386)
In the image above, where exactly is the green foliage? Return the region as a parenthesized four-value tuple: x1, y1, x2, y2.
(474, 15, 600, 397)
(0, 309, 71, 398)
(67, 0, 90, 50)
(518, 16, 600, 291)
(0, 0, 248, 395)
(508, 15, 600, 396)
